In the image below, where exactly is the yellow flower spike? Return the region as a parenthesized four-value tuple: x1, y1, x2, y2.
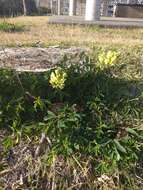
(98, 52, 105, 64)
(98, 50, 118, 69)
(49, 68, 67, 90)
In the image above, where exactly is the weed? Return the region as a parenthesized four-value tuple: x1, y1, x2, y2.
(0, 21, 24, 32)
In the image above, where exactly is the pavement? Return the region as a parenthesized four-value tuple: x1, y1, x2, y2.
(48, 16, 143, 28)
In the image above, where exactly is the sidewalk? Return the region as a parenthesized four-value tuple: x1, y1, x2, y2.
(48, 16, 143, 28)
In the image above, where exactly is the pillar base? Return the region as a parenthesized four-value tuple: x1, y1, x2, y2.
(69, 0, 77, 16)
(85, 0, 101, 21)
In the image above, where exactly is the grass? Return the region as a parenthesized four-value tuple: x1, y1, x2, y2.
(0, 21, 24, 32)
(0, 16, 143, 47)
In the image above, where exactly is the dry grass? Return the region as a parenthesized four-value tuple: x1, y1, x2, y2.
(0, 16, 143, 47)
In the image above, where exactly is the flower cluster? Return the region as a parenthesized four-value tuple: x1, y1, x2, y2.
(49, 68, 67, 90)
(98, 50, 118, 69)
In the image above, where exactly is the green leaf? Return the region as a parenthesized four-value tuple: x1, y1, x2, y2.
(115, 147, 121, 161)
(74, 144, 80, 150)
(2, 137, 13, 150)
(44, 111, 56, 121)
(58, 121, 66, 128)
(126, 128, 139, 137)
(114, 139, 127, 154)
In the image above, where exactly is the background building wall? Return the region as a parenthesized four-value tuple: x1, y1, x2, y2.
(115, 4, 143, 18)
(0, 0, 143, 17)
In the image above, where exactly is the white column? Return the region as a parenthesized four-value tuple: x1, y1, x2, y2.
(69, 0, 77, 16)
(50, 0, 53, 14)
(36, 0, 40, 8)
(85, 0, 101, 21)
(57, 0, 61, 15)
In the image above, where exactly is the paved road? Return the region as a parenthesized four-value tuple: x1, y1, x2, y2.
(48, 16, 143, 28)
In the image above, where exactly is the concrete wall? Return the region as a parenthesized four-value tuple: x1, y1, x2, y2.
(115, 4, 143, 18)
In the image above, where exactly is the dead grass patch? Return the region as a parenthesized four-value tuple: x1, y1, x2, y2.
(0, 16, 143, 47)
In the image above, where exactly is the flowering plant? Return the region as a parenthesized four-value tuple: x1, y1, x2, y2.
(49, 68, 67, 90)
(98, 50, 118, 69)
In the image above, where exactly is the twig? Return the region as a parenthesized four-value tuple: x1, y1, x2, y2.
(35, 133, 52, 158)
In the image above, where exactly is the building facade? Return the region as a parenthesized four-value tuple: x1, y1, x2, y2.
(52, 0, 143, 16)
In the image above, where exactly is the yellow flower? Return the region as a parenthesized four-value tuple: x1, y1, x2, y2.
(49, 68, 67, 90)
(98, 52, 106, 64)
(98, 50, 118, 69)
